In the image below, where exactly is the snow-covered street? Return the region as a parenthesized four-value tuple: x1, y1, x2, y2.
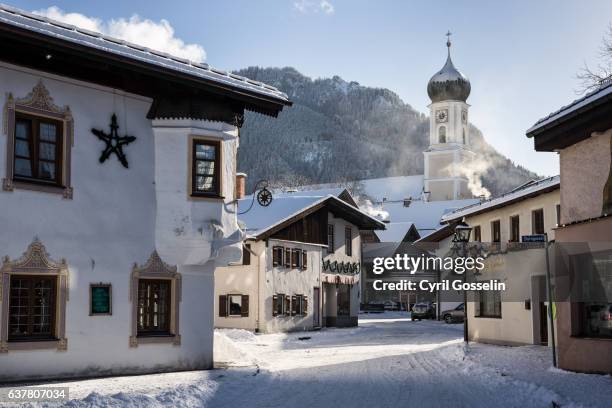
(6, 314, 611, 407)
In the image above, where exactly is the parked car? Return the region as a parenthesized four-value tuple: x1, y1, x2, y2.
(411, 302, 435, 320)
(441, 303, 465, 324)
(384, 300, 400, 311)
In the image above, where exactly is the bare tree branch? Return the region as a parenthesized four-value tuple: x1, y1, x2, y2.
(576, 23, 612, 94)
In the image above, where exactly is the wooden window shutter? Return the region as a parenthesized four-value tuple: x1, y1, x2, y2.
(273, 247, 281, 266)
(219, 295, 227, 317)
(284, 248, 291, 268)
(291, 249, 300, 268)
(302, 251, 308, 270)
(272, 295, 279, 317)
(243, 244, 251, 265)
(303, 296, 308, 316)
(291, 296, 297, 316)
(241, 295, 249, 317)
(285, 295, 291, 316)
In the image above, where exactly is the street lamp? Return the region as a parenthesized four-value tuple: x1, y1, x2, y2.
(452, 221, 472, 343)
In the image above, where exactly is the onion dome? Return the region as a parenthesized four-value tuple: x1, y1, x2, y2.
(427, 35, 471, 103)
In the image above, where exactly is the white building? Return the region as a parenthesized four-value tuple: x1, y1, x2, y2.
(0, 6, 290, 381)
(215, 190, 384, 332)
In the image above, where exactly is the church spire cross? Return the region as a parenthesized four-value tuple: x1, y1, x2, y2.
(446, 30, 452, 47)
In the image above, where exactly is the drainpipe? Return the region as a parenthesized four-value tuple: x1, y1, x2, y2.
(544, 233, 557, 367)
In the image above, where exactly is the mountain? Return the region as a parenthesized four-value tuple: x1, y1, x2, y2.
(234, 67, 538, 197)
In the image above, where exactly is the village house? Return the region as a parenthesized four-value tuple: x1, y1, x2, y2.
(0, 5, 290, 381)
(527, 80, 612, 374)
(440, 176, 560, 346)
(215, 186, 384, 332)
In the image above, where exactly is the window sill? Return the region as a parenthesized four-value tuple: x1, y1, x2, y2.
(2, 337, 67, 352)
(3, 178, 72, 199)
(130, 334, 181, 347)
(189, 192, 225, 201)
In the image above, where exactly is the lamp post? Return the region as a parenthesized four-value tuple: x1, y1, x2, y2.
(452, 221, 472, 343)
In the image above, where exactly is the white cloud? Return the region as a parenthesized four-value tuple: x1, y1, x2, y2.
(294, 0, 335, 15)
(33, 6, 206, 63)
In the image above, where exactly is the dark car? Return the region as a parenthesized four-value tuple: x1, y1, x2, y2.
(411, 302, 435, 320)
(441, 303, 465, 324)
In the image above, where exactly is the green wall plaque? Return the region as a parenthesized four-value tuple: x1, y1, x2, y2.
(90, 283, 112, 315)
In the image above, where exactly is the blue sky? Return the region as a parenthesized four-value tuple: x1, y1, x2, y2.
(13, 0, 612, 176)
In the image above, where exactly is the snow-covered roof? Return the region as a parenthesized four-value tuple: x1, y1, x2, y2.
(374, 222, 415, 242)
(441, 176, 560, 222)
(238, 194, 384, 239)
(0, 4, 289, 105)
(360, 175, 424, 201)
(275, 187, 345, 199)
(527, 80, 612, 135)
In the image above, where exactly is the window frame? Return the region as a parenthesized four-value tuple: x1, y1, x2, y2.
(474, 286, 502, 319)
(190, 138, 222, 198)
(327, 224, 335, 254)
(345, 227, 352, 256)
(227, 294, 244, 317)
(273, 293, 285, 317)
(0, 239, 69, 352)
(130, 251, 181, 347)
(3, 81, 74, 198)
(532, 208, 545, 235)
(509, 215, 520, 242)
(136, 279, 172, 336)
(8, 275, 57, 341)
(272, 246, 284, 267)
(473, 226, 482, 242)
(491, 220, 501, 243)
(291, 248, 301, 269)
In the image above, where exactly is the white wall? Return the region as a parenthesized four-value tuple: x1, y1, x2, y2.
(0, 63, 238, 380)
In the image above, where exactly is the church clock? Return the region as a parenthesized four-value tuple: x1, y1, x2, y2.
(435, 109, 448, 123)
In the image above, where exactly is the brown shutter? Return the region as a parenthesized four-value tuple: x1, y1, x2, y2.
(302, 250, 308, 270)
(272, 295, 279, 317)
(284, 248, 291, 268)
(219, 295, 227, 317)
(303, 296, 308, 316)
(285, 295, 291, 316)
(243, 244, 251, 265)
(291, 296, 297, 316)
(241, 295, 249, 317)
(273, 247, 281, 266)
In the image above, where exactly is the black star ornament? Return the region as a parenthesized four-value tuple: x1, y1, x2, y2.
(91, 114, 136, 168)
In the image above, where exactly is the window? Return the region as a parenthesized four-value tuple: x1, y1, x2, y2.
(130, 251, 181, 347)
(491, 220, 501, 243)
(219, 294, 249, 317)
(284, 248, 292, 267)
(3, 81, 74, 198)
(291, 248, 301, 268)
(89, 283, 112, 316)
(291, 295, 308, 316)
(137, 279, 171, 335)
(242, 244, 251, 266)
(1, 239, 69, 351)
(302, 250, 308, 270)
(13, 113, 63, 186)
(475, 287, 502, 318)
(462, 128, 466, 144)
(532, 209, 544, 234)
(272, 294, 284, 317)
(556, 204, 561, 226)
(327, 224, 335, 254)
(273, 246, 283, 267)
(510, 215, 520, 242)
(192, 139, 221, 197)
(8, 275, 57, 340)
(345, 227, 352, 256)
(473, 226, 481, 242)
(438, 126, 446, 143)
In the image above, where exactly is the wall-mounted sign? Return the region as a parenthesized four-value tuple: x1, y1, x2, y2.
(521, 234, 546, 243)
(90, 283, 112, 315)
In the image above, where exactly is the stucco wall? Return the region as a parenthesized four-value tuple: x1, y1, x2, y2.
(559, 129, 612, 224)
(465, 189, 560, 242)
(467, 249, 547, 346)
(0, 64, 237, 380)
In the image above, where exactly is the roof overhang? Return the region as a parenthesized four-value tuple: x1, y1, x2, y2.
(0, 16, 291, 121)
(526, 85, 612, 151)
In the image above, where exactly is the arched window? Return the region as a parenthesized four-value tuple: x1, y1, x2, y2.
(438, 126, 446, 144)
(462, 128, 466, 144)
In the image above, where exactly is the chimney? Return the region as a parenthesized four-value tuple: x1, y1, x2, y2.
(236, 173, 247, 199)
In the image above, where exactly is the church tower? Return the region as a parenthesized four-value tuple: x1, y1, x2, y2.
(423, 33, 474, 201)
